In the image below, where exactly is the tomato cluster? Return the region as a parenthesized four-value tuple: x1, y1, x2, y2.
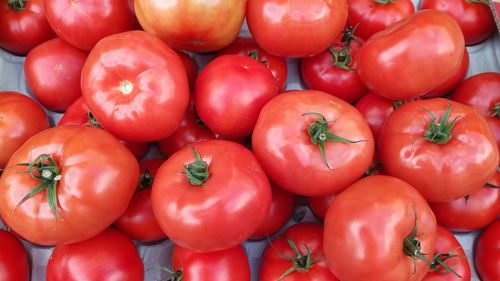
(0, 0, 499, 281)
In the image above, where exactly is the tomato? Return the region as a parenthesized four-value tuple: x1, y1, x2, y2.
(475, 219, 500, 281)
(135, 0, 245, 52)
(0, 230, 30, 281)
(252, 90, 374, 196)
(58, 97, 149, 160)
(0, 92, 50, 169)
(0, 0, 55, 55)
(422, 225, 471, 281)
(172, 245, 250, 281)
(152, 140, 272, 252)
(423, 49, 469, 99)
(420, 0, 496, 45)
(45, 0, 133, 51)
(0, 126, 139, 245)
(195, 55, 278, 138)
(347, 0, 415, 40)
(177, 51, 198, 90)
(24, 38, 87, 112)
(46, 228, 144, 281)
(81, 31, 190, 143)
(308, 194, 336, 220)
(114, 159, 166, 243)
(324, 175, 437, 281)
(379, 98, 499, 202)
(358, 10, 464, 100)
(260, 223, 339, 281)
(218, 36, 289, 91)
(246, 0, 348, 57)
(451, 72, 500, 149)
(354, 92, 394, 142)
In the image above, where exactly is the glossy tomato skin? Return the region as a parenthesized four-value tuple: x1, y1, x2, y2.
(81, 31, 190, 143)
(354, 92, 394, 142)
(135, 0, 245, 52)
(358, 10, 464, 100)
(260, 223, 339, 281)
(420, 0, 495, 45)
(46, 228, 144, 281)
(172, 245, 251, 281)
(475, 220, 500, 281)
(308, 194, 336, 220)
(0, 0, 55, 55)
(423, 49, 469, 99)
(195, 55, 278, 138)
(0, 230, 30, 281)
(0, 126, 140, 245)
(45, 0, 134, 51)
(114, 159, 166, 243)
(25, 38, 87, 112)
(252, 90, 374, 196)
(324, 175, 437, 281)
(379, 98, 499, 202)
(246, 0, 348, 57)
(451, 72, 500, 149)
(152, 140, 272, 252)
(177, 51, 198, 90)
(0, 92, 50, 169)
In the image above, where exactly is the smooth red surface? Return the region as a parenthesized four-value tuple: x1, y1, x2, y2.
(308, 193, 336, 220)
(354, 92, 394, 142)
(177, 51, 198, 90)
(424, 49, 469, 98)
(0, 230, 30, 281)
(475, 220, 500, 281)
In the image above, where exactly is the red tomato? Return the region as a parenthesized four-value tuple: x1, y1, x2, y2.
(0, 0, 55, 55)
(172, 245, 251, 281)
(260, 223, 339, 280)
(135, 0, 246, 52)
(114, 159, 166, 243)
(0, 230, 30, 281)
(420, 0, 496, 45)
(81, 31, 190, 142)
(354, 92, 394, 142)
(451, 72, 500, 149)
(25, 38, 87, 112)
(347, 0, 415, 40)
(152, 140, 272, 252)
(324, 175, 437, 281)
(218, 36, 289, 91)
(475, 219, 500, 281)
(46, 228, 144, 281)
(246, 0, 348, 57)
(44, 0, 133, 51)
(379, 98, 499, 202)
(195, 55, 278, 138)
(422, 225, 471, 281)
(358, 10, 464, 100)
(0, 126, 139, 245)
(423, 49, 469, 99)
(252, 90, 374, 196)
(0, 92, 50, 169)
(308, 194, 336, 220)
(177, 51, 198, 90)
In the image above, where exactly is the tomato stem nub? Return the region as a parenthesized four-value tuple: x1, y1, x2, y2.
(428, 247, 465, 277)
(86, 112, 103, 129)
(7, 0, 27, 10)
(248, 51, 269, 67)
(137, 169, 153, 190)
(183, 147, 209, 186)
(147, 265, 182, 281)
(374, 0, 395, 4)
(422, 104, 460, 144)
(488, 103, 500, 118)
(403, 213, 431, 274)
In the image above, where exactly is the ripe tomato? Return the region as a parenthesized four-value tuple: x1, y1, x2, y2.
(423, 49, 469, 99)
(44, 0, 134, 51)
(252, 90, 374, 196)
(0, 230, 30, 281)
(172, 245, 251, 281)
(260, 223, 339, 280)
(0, 0, 55, 55)
(354, 92, 394, 142)
(324, 175, 437, 281)
(0, 92, 50, 169)
(195, 55, 278, 138)
(152, 140, 272, 252)
(218, 36, 288, 91)
(475, 219, 500, 281)
(25, 38, 87, 112)
(379, 98, 499, 202)
(347, 0, 415, 40)
(246, 0, 348, 57)
(46, 228, 144, 281)
(451, 72, 500, 149)
(114, 159, 166, 243)
(308, 194, 336, 220)
(135, 0, 246, 52)
(81, 31, 190, 143)
(177, 51, 198, 90)
(420, 0, 496, 45)
(0, 126, 139, 245)
(358, 10, 464, 100)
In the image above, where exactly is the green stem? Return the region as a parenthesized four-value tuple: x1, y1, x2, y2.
(428, 247, 465, 277)
(183, 147, 209, 186)
(328, 46, 353, 71)
(403, 212, 431, 274)
(488, 103, 500, 118)
(248, 51, 269, 67)
(137, 169, 153, 190)
(86, 112, 103, 129)
(7, 0, 27, 10)
(422, 104, 460, 144)
(466, 0, 489, 5)
(341, 21, 362, 46)
(375, 0, 395, 4)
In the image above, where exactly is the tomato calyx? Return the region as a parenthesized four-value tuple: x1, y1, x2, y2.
(7, 0, 27, 10)
(428, 247, 465, 277)
(488, 103, 500, 118)
(150, 265, 183, 281)
(304, 112, 364, 170)
(248, 51, 270, 68)
(329, 24, 362, 71)
(421, 104, 460, 144)
(183, 147, 209, 186)
(374, 0, 395, 4)
(403, 214, 431, 274)
(15, 154, 62, 219)
(137, 169, 153, 190)
(86, 112, 103, 129)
